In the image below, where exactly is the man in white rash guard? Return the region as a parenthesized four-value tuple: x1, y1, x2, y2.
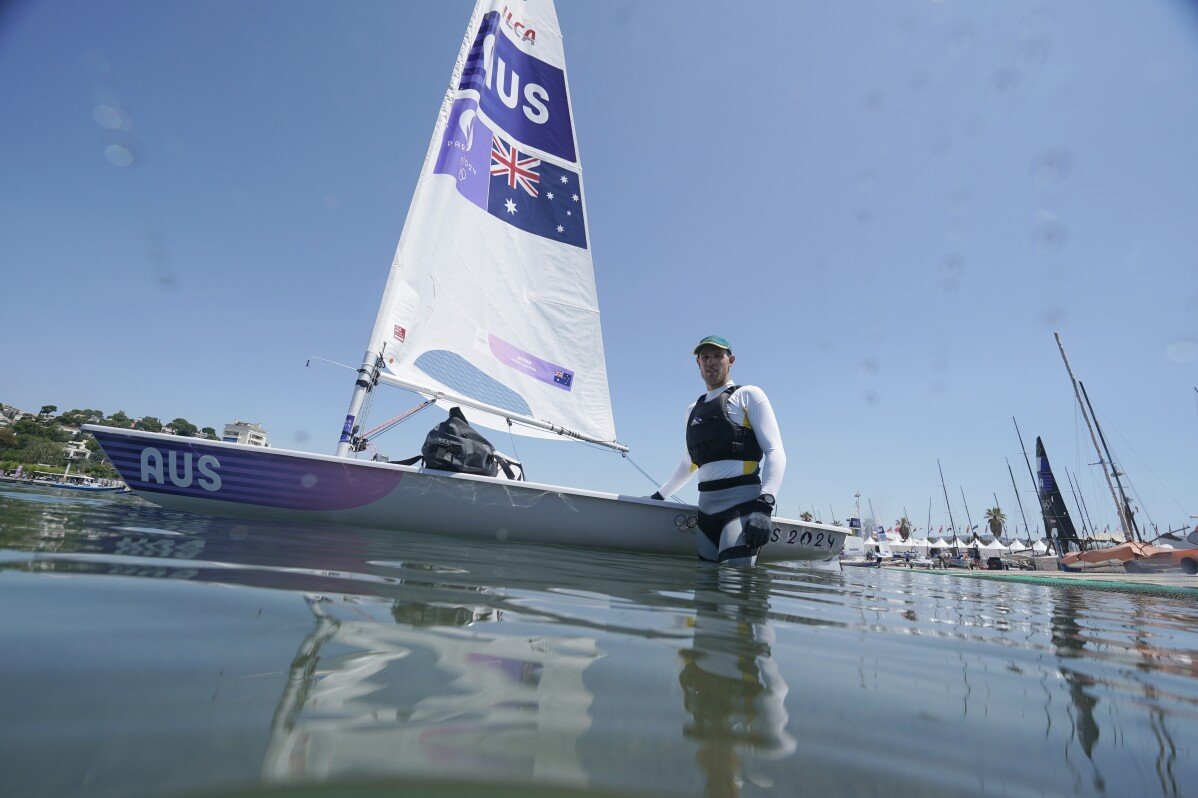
(650, 335, 786, 565)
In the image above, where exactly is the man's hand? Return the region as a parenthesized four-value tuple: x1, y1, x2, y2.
(744, 512, 772, 548)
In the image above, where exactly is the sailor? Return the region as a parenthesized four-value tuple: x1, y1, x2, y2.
(650, 335, 786, 565)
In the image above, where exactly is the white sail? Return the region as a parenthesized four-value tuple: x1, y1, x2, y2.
(365, 0, 616, 444)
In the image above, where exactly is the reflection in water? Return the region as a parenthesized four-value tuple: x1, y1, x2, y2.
(263, 596, 598, 788)
(679, 568, 793, 797)
(3, 485, 1198, 797)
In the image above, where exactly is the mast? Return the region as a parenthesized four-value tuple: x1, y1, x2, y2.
(1053, 332, 1135, 540)
(335, 351, 384, 457)
(937, 459, 958, 551)
(1063, 466, 1091, 540)
(926, 497, 932, 540)
(1007, 458, 1031, 536)
(1078, 380, 1140, 542)
(960, 487, 975, 542)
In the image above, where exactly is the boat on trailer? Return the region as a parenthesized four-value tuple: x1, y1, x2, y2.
(86, 0, 847, 563)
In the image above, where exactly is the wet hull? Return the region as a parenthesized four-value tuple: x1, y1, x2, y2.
(84, 425, 847, 563)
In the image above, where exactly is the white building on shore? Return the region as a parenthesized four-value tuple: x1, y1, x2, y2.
(223, 420, 268, 447)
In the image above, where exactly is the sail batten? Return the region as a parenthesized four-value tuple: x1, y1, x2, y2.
(362, 0, 616, 445)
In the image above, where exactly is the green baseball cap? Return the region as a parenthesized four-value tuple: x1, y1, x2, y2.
(693, 335, 732, 355)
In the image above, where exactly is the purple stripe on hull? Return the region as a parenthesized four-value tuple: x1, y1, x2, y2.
(92, 431, 402, 511)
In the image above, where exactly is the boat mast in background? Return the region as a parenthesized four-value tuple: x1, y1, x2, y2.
(1012, 417, 1039, 534)
(1063, 466, 1092, 540)
(1006, 458, 1031, 537)
(937, 459, 959, 551)
(1078, 380, 1141, 542)
(1053, 332, 1136, 540)
(960, 487, 975, 541)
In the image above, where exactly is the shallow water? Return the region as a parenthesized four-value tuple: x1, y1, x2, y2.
(1, 484, 1196, 797)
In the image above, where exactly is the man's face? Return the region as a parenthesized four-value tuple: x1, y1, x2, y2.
(696, 346, 734, 389)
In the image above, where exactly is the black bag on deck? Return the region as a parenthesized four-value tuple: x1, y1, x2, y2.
(421, 407, 499, 477)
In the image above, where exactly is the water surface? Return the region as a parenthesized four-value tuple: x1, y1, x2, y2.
(1, 484, 1195, 797)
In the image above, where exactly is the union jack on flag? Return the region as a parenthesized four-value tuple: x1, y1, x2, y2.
(490, 136, 540, 197)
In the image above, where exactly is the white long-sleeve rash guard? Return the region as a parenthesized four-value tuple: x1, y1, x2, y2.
(655, 380, 787, 500)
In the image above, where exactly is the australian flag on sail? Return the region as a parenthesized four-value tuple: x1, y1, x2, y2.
(434, 97, 588, 249)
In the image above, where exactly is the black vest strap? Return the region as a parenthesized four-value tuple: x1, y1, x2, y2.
(697, 471, 761, 492)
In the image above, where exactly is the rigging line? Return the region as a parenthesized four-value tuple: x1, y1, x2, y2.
(1089, 405, 1189, 517)
(505, 418, 523, 475)
(620, 451, 682, 502)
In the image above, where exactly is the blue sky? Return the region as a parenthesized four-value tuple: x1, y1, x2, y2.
(2, 1, 1195, 534)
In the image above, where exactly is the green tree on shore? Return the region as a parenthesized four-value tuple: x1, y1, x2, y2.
(985, 506, 1007, 538)
(137, 416, 163, 433)
(105, 411, 133, 429)
(170, 418, 198, 437)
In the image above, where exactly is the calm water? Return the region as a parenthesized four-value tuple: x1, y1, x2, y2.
(1, 485, 1196, 797)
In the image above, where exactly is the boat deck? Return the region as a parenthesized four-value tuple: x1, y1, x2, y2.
(882, 566, 1198, 598)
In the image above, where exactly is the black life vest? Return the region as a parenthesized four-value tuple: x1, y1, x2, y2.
(685, 385, 764, 467)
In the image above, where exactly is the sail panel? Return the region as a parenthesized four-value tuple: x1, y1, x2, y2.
(365, 0, 616, 443)
(1035, 437, 1083, 553)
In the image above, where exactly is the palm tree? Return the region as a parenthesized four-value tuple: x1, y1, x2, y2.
(985, 506, 1007, 538)
(800, 511, 814, 522)
(895, 517, 912, 541)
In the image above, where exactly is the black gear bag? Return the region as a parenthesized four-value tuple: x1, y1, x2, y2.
(397, 407, 523, 480)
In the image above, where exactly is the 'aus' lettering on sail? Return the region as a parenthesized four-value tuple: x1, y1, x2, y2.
(459, 10, 574, 162)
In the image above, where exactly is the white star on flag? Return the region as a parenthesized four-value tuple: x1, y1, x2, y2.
(556, 225, 564, 233)
(547, 191, 554, 199)
(566, 210, 572, 216)
(572, 194, 579, 201)
(560, 175, 568, 184)
(504, 198, 517, 215)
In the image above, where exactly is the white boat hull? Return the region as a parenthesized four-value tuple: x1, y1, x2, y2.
(85, 426, 846, 563)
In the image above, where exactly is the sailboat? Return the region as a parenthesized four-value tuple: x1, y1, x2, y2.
(83, 0, 847, 563)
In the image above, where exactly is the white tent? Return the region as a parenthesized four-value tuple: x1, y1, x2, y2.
(1032, 540, 1049, 554)
(910, 538, 932, 552)
(979, 538, 1007, 557)
(933, 538, 953, 549)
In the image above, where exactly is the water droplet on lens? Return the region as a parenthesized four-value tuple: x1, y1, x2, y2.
(948, 33, 972, 58)
(105, 144, 133, 166)
(859, 358, 878, 378)
(230, 525, 249, 541)
(294, 431, 310, 444)
(92, 105, 129, 130)
(496, 528, 509, 541)
(1033, 219, 1068, 252)
(1041, 306, 1067, 326)
(300, 473, 317, 489)
(1164, 340, 1198, 363)
(940, 254, 965, 277)
(863, 390, 879, 406)
(1033, 149, 1071, 186)
(1017, 39, 1050, 72)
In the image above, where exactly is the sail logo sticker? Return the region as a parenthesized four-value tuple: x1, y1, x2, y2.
(488, 334, 574, 391)
(393, 325, 406, 342)
(500, 5, 536, 44)
(458, 11, 575, 162)
(139, 447, 221, 492)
